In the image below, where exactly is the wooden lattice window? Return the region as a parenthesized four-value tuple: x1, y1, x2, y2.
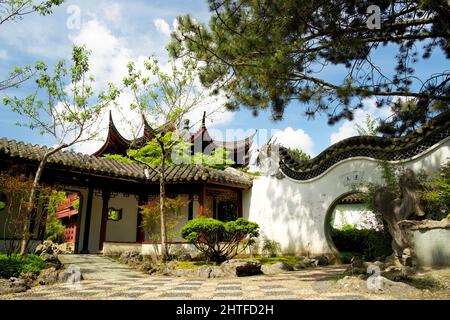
(108, 208, 122, 221)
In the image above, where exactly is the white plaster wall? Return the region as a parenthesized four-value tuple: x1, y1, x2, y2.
(106, 193, 138, 243)
(243, 139, 450, 256)
(88, 193, 103, 253)
(413, 229, 450, 266)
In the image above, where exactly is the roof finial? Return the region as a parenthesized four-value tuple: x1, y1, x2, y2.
(202, 111, 206, 129)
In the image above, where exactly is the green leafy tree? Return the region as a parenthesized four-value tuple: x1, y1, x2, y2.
(0, 0, 65, 91)
(44, 191, 66, 243)
(169, 0, 450, 134)
(421, 160, 450, 220)
(139, 196, 190, 257)
(288, 148, 311, 161)
(355, 114, 380, 136)
(3, 45, 119, 254)
(108, 56, 231, 259)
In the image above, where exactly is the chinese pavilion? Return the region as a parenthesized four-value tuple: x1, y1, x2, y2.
(93, 111, 256, 168)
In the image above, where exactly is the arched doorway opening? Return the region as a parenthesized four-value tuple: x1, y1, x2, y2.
(325, 192, 392, 263)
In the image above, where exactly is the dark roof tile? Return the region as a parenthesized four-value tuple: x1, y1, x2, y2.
(0, 138, 253, 187)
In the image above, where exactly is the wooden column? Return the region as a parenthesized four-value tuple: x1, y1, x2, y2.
(81, 187, 94, 253)
(188, 193, 194, 220)
(212, 197, 217, 219)
(199, 184, 206, 216)
(238, 189, 243, 218)
(98, 187, 111, 251)
(136, 194, 146, 243)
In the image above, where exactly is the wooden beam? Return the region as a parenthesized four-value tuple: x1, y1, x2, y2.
(81, 187, 94, 253)
(98, 187, 111, 251)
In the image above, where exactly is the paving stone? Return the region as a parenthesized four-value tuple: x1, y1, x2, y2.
(159, 292, 192, 298)
(174, 286, 199, 291)
(136, 286, 158, 290)
(63, 291, 101, 298)
(109, 291, 146, 298)
(259, 285, 285, 289)
(214, 292, 243, 297)
(263, 291, 295, 296)
(216, 286, 241, 291)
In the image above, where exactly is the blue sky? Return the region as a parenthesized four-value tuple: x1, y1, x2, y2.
(0, 0, 448, 157)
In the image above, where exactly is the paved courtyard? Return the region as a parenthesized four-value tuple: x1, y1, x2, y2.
(1, 255, 447, 300)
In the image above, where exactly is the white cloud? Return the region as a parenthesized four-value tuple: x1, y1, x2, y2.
(68, 18, 235, 155)
(272, 127, 315, 156)
(329, 98, 392, 145)
(0, 49, 7, 60)
(100, 2, 123, 23)
(153, 18, 171, 36)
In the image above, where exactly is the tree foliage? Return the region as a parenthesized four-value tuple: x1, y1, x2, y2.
(169, 0, 450, 135)
(288, 148, 311, 161)
(43, 191, 66, 243)
(113, 56, 227, 259)
(180, 217, 259, 263)
(2, 45, 118, 254)
(0, 0, 65, 91)
(0, 173, 60, 254)
(421, 160, 450, 220)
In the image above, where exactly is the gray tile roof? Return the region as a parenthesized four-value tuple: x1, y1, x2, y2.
(278, 110, 450, 181)
(0, 138, 253, 187)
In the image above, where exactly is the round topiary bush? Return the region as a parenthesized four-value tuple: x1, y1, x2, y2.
(180, 218, 259, 263)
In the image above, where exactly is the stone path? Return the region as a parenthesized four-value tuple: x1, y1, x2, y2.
(1, 255, 445, 300)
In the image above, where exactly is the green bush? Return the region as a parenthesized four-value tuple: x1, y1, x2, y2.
(421, 161, 450, 221)
(331, 226, 392, 262)
(261, 238, 281, 257)
(180, 218, 259, 263)
(44, 191, 67, 243)
(0, 254, 45, 278)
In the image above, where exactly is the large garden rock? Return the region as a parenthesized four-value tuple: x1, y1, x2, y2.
(262, 262, 294, 274)
(119, 251, 141, 266)
(0, 278, 29, 295)
(197, 265, 213, 278)
(295, 256, 328, 269)
(35, 240, 65, 255)
(311, 255, 330, 266)
(37, 267, 59, 285)
(221, 259, 262, 277)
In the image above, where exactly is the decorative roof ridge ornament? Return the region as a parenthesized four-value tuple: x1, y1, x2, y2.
(257, 138, 282, 178)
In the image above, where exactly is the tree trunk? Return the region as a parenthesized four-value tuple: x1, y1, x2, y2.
(159, 154, 168, 260)
(19, 144, 66, 255)
(373, 169, 425, 261)
(19, 156, 47, 255)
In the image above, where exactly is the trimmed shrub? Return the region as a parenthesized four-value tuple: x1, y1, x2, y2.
(0, 254, 45, 278)
(331, 225, 392, 262)
(180, 218, 259, 263)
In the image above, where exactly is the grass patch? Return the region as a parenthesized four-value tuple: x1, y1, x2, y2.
(0, 253, 45, 279)
(330, 274, 346, 285)
(251, 256, 300, 266)
(174, 261, 216, 270)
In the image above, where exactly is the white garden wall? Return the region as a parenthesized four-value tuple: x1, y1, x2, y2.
(243, 138, 450, 256)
